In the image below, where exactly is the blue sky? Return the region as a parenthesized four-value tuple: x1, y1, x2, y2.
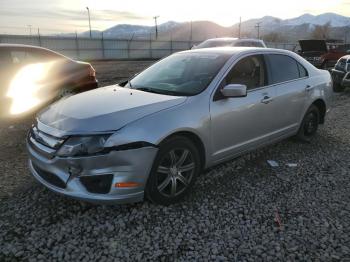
(0, 0, 349, 34)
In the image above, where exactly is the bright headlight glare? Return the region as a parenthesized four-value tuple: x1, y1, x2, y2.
(56, 135, 111, 157)
(6, 62, 55, 115)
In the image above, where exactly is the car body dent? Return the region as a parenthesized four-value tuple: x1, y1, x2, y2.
(38, 86, 187, 135)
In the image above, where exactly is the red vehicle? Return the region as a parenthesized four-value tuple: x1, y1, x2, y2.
(298, 40, 350, 69)
(0, 44, 98, 117)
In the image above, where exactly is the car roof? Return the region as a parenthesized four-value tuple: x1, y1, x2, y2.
(340, 55, 350, 60)
(179, 46, 289, 56)
(0, 43, 72, 60)
(0, 43, 51, 51)
(204, 38, 263, 42)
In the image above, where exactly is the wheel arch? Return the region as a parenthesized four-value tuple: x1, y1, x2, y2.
(312, 99, 326, 124)
(160, 131, 206, 170)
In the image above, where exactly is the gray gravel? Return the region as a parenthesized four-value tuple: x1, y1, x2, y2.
(1, 62, 350, 261)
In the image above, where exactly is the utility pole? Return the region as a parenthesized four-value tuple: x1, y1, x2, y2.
(255, 22, 262, 39)
(153, 16, 159, 39)
(37, 28, 42, 46)
(27, 25, 32, 36)
(238, 17, 241, 38)
(86, 7, 92, 38)
(190, 21, 193, 42)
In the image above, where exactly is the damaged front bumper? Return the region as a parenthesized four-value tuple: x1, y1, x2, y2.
(27, 135, 158, 204)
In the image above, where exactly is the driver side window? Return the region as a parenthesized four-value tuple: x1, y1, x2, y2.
(224, 55, 267, 90)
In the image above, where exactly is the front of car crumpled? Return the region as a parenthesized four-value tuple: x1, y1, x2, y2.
(26, 123, 158, 204)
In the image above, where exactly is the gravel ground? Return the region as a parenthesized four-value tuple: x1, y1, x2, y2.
(1, 61, 350, 261)
(92, 60, 153, 87)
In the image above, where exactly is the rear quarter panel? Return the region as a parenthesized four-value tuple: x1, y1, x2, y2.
(302, 69, 333, 123)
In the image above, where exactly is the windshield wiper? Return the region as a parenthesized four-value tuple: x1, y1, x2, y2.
(134, 87, 164, 94)
(132, 86, 188, 96)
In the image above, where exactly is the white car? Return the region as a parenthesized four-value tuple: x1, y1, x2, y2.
(193, 38, 267, 49)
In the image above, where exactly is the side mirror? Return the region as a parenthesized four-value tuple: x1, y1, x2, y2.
(221, 84, 247, 98)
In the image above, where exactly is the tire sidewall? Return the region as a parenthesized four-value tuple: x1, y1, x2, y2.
(297, 105, 320, 142)
(146, 136, 201, 205)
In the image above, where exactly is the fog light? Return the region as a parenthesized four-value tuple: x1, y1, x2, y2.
(115, 182, 141, 188)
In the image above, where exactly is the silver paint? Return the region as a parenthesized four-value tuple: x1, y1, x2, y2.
(27, 47, 333, 203)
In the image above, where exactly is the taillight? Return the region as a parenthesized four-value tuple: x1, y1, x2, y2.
(88, 65, 96, 77)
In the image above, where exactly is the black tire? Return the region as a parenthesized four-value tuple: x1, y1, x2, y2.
(296, 105, 320, 142)
(146, 136, 201, 205)
(333, 82, 345, 93)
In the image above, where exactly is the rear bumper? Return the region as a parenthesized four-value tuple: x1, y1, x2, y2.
(27, 138, 158, 204)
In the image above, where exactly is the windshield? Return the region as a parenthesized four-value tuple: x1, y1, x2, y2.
(196, 40, 234, 49)
(128, 52, 230, 96)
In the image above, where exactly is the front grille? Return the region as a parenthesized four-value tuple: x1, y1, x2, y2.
(30, 126, 65, 149)
(80, 175, 113, 194)
(28, 135, 56, 159)
(33, 163, 66, 189)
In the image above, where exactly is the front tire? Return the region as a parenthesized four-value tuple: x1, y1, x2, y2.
(146, 136, 201, 205)
(297, 105, 320, 142)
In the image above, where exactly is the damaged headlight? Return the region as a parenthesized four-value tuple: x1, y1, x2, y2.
(56, 134, 111, 157)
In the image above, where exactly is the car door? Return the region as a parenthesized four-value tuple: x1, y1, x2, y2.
(210, 54, 278, 162)
(264, 54, 309, 134)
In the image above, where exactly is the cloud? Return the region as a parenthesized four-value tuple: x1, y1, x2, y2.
(0, 8, 147, 22)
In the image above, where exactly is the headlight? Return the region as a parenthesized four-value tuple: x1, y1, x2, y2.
(56, 134, 111, 157)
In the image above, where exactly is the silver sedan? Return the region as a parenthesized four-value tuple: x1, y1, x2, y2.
(27, 47, 333, 205)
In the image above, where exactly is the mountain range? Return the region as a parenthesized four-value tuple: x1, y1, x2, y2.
(77, 13, 350, 42)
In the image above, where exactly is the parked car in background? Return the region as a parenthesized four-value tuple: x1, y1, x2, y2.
(331, 55, 350, 92)
(27, 47, 332, 205)
(298, 40, 350, 69)
(0, 44, 98, 117)
(193, 38, 267, 49)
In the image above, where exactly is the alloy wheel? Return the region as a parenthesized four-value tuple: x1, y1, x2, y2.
(156, 148, 195, 197)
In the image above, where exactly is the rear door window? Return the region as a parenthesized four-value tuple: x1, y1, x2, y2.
(266, 54, 302, 84)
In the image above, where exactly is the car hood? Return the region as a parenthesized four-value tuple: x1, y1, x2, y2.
(299, 40, 327, 53)
(38, 85, 187, 135)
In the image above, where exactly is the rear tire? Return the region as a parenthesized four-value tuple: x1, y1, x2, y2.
(146, 136, 201, 205)
(296, 105, 320, 142)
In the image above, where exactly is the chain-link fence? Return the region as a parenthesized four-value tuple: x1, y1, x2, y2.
(0, 34, 298, 60)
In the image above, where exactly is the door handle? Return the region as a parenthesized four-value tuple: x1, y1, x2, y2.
(305, 85, 314, 91)
(261, 96, 273, 104)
